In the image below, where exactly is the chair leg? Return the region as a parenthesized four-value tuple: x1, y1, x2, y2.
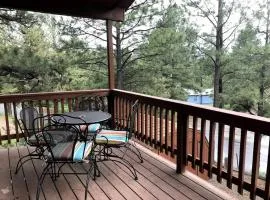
(15, 147, 44, 174)
(108, 158, 138, 180)
(85, 162, 94, 200)
(123, 141, 143, 163)
(15, 155, 41, 174)
(36, 163, 51, 200)
(56, 163, 66, 178)
(93, 158, 100, 180)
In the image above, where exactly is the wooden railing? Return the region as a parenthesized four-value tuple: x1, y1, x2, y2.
(1, 88, 270, 199)
(110, 89, 270, 200)
(0, 89, 110, 143)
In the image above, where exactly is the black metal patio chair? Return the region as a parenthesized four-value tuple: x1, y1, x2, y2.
(15, 108, 74, 174)
(36, 116, 96, 200)
(94, 99, 142, 180)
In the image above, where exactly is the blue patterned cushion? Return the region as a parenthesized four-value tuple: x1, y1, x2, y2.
(73, 141, 93, 161)
(88, 123, 101, 133)
(77, 123, 101, 133)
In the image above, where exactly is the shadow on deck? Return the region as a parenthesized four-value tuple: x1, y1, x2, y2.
(0, 144, 228, 200)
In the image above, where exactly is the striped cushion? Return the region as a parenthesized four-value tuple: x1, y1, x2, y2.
(73, 141, 93, 161)
(98, 129, 127, 136)
(95, 130, 128, 145)
(49, 141, 93, 161)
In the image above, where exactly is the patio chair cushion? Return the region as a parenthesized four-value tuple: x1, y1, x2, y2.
(77, 123, 101, 133)
(28, 130, 74, 146)
(95, 130, 128, 145)
(48, 141, 93, 161)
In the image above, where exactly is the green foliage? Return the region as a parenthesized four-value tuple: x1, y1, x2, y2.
(2, 1, 270, 119)
(128, 4, 199, 100)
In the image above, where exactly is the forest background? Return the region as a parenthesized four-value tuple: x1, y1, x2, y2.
(1, 0, 270, 117)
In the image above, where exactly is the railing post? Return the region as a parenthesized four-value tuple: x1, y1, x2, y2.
(106, 20, 115, 89)
(176, 111, 188, 174)
(108, 91, 115, 128)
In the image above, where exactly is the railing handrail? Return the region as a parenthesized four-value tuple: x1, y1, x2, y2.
(112, 89, 270, 134)
(0, 89, 110, 102)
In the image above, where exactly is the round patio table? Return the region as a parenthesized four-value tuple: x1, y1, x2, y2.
(53, 111, 111, 125)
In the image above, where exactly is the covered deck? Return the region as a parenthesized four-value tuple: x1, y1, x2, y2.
(0, 0, 270, 199)
(0, 145, 227, 200)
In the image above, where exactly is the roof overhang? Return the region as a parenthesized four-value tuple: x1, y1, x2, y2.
(0, 0, 135, 21)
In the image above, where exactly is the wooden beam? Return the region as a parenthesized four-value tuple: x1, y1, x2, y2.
(0, 0, 134, 21)
(106, 20, 115, 89)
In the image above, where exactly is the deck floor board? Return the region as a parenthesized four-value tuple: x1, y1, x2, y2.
(2, 145, 226, 200)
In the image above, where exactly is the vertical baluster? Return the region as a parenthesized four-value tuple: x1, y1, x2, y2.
(21, 101, 26, 109)
(171, 110, 176, 158)
(12, 102, 19, 142)
(217, 123, 225, 183)
(38, 100, 43, 128)
(150, 106, 153, 146)
(165, 109, 169, 155)
(4, 103, 10, 143)
(126, 99, 129, 127)
(250, 133, 262, 199)
(119, 97, 123, 126)
(192, 116, 197, 169)
(125, 99, 129, 127)
(125, 99, 128, 127)
(154, 107, 158, 149)
(38, 100, 43, 115)
(208, 121, 216, 178)
(28, 100, 34, 107)
(137, 101, 141, 139)
(227, 126, 235, 188)
(265, 137, 270, 200)
(160, 108, 164, 152)
(123, 98, 126, 127)
(145, 105, 149, 144)
(115, 96, 119, 126)
(68, 98, 72, 112)
(61, 98, 65, 113)
(199, 119, 206, 172)
(238, 129, 247, 194)
(122, 97, 125, 127)
(120, 97, 123, 127)
(54, 99, 58, 114)
(141, 103, 144, 141)
(75, 97, 79, 111)
(46, 100, 50, 115)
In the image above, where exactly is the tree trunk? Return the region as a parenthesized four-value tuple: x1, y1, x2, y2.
(213, 0, 224, 108)
(258, 0, 270, 116)
(258, 66, 265, 116)
(115, 23, 124, 89)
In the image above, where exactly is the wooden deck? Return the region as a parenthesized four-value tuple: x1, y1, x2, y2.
(0, 145, 227, 200)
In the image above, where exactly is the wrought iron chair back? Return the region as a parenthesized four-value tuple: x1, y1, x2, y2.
(19, 107, 39, 139)
(78, 96, 106, 111)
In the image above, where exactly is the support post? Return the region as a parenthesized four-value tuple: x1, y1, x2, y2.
(106, 20, 115, 89)
(176, 112, 188, 173)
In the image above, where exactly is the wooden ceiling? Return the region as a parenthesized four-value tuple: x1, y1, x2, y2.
(0, 0, 135, 21)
